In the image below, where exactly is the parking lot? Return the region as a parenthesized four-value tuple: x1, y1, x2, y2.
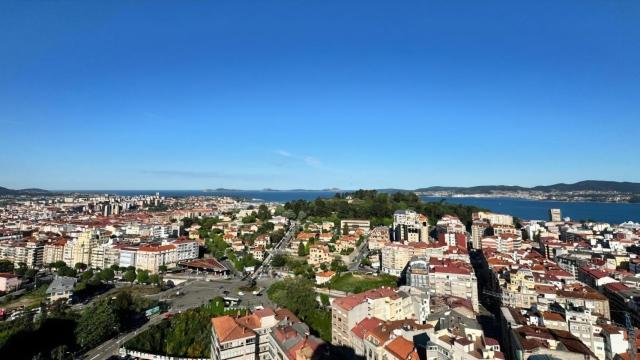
(160, 277, 277, 312)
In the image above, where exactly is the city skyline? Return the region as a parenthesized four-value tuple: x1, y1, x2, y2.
(2, 0, 639, 190)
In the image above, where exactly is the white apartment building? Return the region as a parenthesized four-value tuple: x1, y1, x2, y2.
(165, 238, 199, 261)
(43, 239, 66, 265)
(135, 244, 178, 273)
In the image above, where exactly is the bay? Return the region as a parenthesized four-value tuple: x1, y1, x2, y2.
(420, 196, 640, 224)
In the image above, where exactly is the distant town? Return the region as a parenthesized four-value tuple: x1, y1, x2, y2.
(4, 180, 640, 203)
(0, 189, 639, 360)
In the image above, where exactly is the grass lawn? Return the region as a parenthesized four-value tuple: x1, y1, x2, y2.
(102, 284, 162, 299)
(2, 284, 49, 310)
(326, 273, 398, 294)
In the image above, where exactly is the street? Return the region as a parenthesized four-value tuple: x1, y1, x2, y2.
(83, 315, 164, 360)
(348, 237, 369, 271)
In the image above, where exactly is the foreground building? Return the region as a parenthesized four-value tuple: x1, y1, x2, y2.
(331, 287, 425, 348)
(210, 307, 324, 360)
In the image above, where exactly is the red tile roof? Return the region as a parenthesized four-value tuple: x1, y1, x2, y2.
(333, 287, 399, 311)
(211, 316, 256, 343)
(385, 336, 419, 360)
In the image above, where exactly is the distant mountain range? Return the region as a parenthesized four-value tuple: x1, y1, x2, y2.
(0, 186, 50, 196)
(3, 181, 640, 197)
(415, 180, 640, 194)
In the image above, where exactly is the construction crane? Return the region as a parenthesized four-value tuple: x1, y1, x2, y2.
(625, 312, 637, 360)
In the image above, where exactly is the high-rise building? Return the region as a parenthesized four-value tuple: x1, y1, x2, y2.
(549, 208, 562, 222)
(392, 210, 428, 242)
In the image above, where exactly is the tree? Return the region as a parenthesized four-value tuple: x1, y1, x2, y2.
(50, 260, 67, 269)
(271, 254, 286, 267)
(74, 262, 87, 271)
(320, 294, 330, 307)
(124, 269, 137, 284)
(88, 274, 102, 287)
(110, 264, 120, 272)
(267, 278, 318, 317)
(342, 223, 350, 236)
(99, 268, 115, 282)
(80, 269, 94, 282)
(57, 265, 76, 277)
(149, 274, 161, 286)
(241, 214, 257, 224)
(159, 265, 168, 273)
(14, 262, 27, 276)
(256, 204, 271, 221)
(330, 258, 347, 273)
(282, 209, 296, 219)
(208, 296, 225, 316)
(75, 300, 119, 349)
(181, 217, 194, 228)
(0, 259, 14, 272)
(297, 242, 306, 256)
(50, 345, 70, 360)
(137, 270, 150, 284)
(24, 268, 38, 279)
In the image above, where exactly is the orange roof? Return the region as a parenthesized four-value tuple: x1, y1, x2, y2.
(212, 316, 256, 343)
(542, 311, 565, 322)
(333, 287, 399, 311)
(316, 271, 336, 278)
(385, 336, 418, 360)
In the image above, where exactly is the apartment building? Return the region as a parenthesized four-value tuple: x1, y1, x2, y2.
(501, 307, 600, 360)
(556, 284, 611, 320)
(90, 242, 121, 269)
(135, 244, 178, 273)
(309, 244, 331, 267)
(481, 233, 521, 253)
(331, 287, 416, 347)
(340, 219, 371, 234)
(0, 240, 44, 268)
(381, 243, 415, 276)
(361, 319, 431, 360)
(471, 221, 490, 250)
(392, 210, 428, 242)
(427, 259, 479, 312)
(424, 307, 502, 360)
(406, 258, 429, 290)
(473, 211, 514, 226)
(368, 226, 390, 250)
(211, 307, 322, 360)
(167, 238, 199, 261)
(43, 238, 66, 265)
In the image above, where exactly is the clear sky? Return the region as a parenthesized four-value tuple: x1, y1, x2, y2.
(1, 1, 639, 190)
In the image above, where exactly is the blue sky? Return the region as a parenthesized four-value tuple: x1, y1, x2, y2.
(1, 1, 639, 190)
